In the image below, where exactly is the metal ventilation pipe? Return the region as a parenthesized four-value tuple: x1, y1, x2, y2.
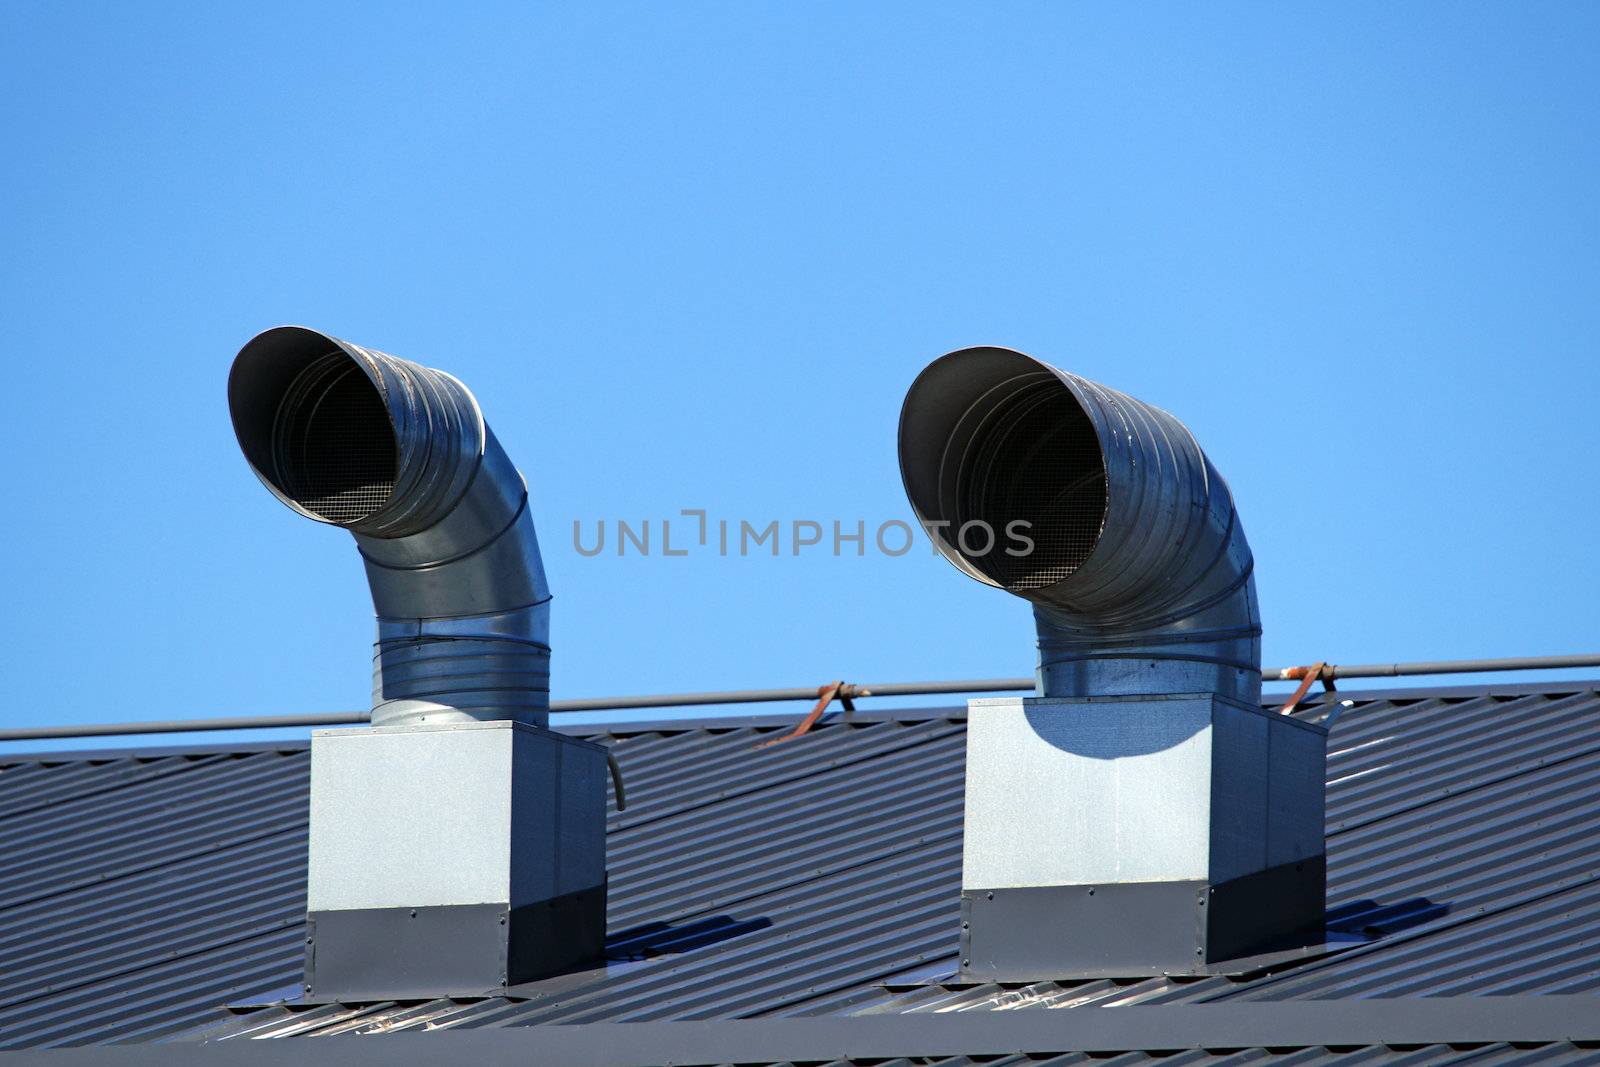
(903, 347, 1311, 982)
(898, 345, 1261, 705)
(228, 326, 551, 728)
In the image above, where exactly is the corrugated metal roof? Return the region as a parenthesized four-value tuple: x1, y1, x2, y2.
(1, 684, 1599, 1060)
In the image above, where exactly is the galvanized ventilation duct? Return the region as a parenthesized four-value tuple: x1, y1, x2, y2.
(900, 346, 1318, 982)
(898, 345, 1262, 704)
(229, 325, 552, 728)
(230, 326, 604, 999)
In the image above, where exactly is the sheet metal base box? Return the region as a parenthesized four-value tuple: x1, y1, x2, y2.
(304, 720, 608, 1000)
(959, 693, 1327, 980)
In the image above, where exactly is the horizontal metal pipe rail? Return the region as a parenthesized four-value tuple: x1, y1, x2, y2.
(2, 653, 1598, 742)
(1266, 653, 1600, 681)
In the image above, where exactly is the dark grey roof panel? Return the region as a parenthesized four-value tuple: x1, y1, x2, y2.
(0, 751, 310, 1047)
(1, 687, 1599, 1048)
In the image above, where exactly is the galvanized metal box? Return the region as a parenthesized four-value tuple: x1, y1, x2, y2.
(304, 721, 607, 1000)
(960, 693, 1326, 979)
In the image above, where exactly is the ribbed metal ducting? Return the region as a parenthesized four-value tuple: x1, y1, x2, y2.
(0, 682, 1598, 1052)
(228, 326, 552, 728)
(899, 346, 1261, 703)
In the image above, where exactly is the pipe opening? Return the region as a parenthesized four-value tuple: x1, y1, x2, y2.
(953, 378, 1107, 590)
(229, 327, 400, 526)
(900, 349, 1112, 594)
(270, 352, 397, 523)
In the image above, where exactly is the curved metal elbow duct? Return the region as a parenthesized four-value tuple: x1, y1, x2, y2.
(228, 326, 551, 728)
(898, 346, 1261, 705)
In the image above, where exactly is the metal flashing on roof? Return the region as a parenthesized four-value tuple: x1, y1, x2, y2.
(2, 996, 1600, 1065)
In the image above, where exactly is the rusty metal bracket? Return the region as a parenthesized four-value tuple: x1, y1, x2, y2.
(756, 681, 869, 748)
(1278, 662, 1335, 715)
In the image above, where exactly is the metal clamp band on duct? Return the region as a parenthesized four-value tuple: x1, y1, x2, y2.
(898, 346, 1262, 705)
(228, 326, 552, 728)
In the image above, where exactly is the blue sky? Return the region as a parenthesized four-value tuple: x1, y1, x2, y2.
(2, 3, 1597, 746)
